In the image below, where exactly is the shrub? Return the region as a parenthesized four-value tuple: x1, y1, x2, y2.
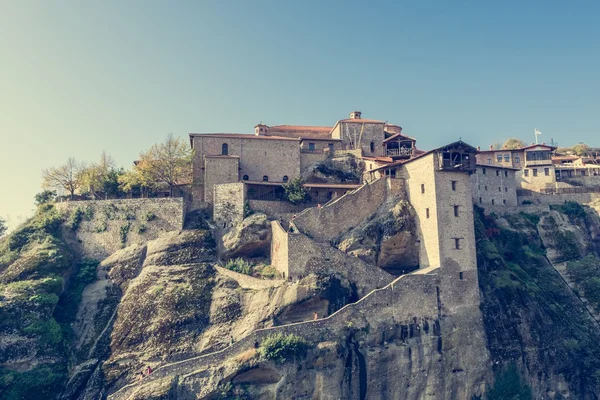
(256, 265, 280, 279)
(136, 224, 147, 234)
(552, 201, 587, 222)
(519, 212, 540, 226)
(244, 201, 253, 218)
(119, 222, 131, 247)
(282, 177, 310, 204)
(54, 259, 98, 324)
(0, 365, 66, 400)
(486, 365, 532, 400)
(68, 207, 84, 231)
(224, 258, 253, 275)
(258, 333, 309, 364)
(142, 211, 157, 222)
(23, 318, 63, 347)
(34, 190, 56, 205)
(82, 206, 94, 221)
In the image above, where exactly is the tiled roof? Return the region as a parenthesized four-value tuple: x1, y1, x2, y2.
(303, 183, 361, 189)
(189, 133, 299, 141)
(268, 125, 332, 132)
(383, 132, 416, 143)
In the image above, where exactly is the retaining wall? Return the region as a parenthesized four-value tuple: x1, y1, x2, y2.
(55, 198, 184, 260)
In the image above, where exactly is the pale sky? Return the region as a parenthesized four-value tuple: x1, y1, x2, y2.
(2, 1, 600, 228)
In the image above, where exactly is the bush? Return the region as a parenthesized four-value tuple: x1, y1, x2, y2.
(136, 224, 147, 234)
(142, 211, 157, 222)
(119, 222, 131, 247)
(282, 177, 310, 205)
(224, 258, 253, 275)
(54, 259, 98, 324)
(23, 318, 63, 347)
(68, 207, 84, 231)
(34, 190, 56, 205)
(0, 365, 66, 400)
(258, 333, 309, 364)
(486, 365, 532, 400)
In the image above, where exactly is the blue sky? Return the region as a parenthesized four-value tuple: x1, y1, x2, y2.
(1, 1, 599, 227)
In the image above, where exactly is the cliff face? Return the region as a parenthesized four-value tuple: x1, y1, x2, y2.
(4, 200, 600, 400)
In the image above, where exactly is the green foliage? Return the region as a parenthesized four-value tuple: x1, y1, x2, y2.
(67, 207, 84, 231)
(34, 190, 56, 205)
(519, 212, 540, 225)
(551, 201, 587, 222)
(502, 138, 526, 150)
(136, 224, 147, 234)
(258, 332, 309, 364)
(23, 318, 63, 347)
(0, 217, 6, 237)
(255, 265, 280, 279)
(94, 219, 108, 233)
(244, 201, 253, 218)
(142, 211, 157, 222)
(486, 365, 532, 400)
(224, 258, 253, 275)
(282, 177, 310, 205)
(119, 222, 131, 247)
(0, 365, 66, 400)
(54, 259, 98, 324)
(566, 255, 600, 313)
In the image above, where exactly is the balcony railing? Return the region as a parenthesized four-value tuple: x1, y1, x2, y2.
(386, 148, 413, 157)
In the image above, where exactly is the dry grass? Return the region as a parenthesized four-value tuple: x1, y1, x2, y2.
(235, 347, 257, 364)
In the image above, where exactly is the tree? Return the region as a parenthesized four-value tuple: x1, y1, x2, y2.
(573, 143, 590, 156)
(502, 138, 526, 150)
(0, 217, 7, 237)
(42, 158, 84, 200)
(282, 177, 310, 204)
(34, 190, 57, 205)
(80, 152, 117, 199)
(136, 134, 193, 196)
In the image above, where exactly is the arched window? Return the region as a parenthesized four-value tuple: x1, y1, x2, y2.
(263, 175, 269, 181)
(242, 175, 249, 181)
(221, 143, 228, 155)
(370, 142, 375, 153)
(282, 175, 289, 183)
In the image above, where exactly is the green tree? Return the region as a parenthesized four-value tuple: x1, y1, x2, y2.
(136, 134, 193, 196)
(502, 138, 526, 150)
(79, 152, 117, 199)
(573, 143, 590, 156)
(42, 157, 83, 200)
(0, 217, 7, 237)
(282, 177, 310, 204)
(487, 365, 532, 400)
(34, 190, 56, 205)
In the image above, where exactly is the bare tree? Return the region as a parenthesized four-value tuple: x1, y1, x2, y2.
(136, 134, 193, 196)
(42, 157, 84, 200)
(502, 138, 526, 150)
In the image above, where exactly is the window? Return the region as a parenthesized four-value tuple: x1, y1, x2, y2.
(487, 158, 492, 165)
(221, 143, 229, 155)
(421, 184, 425, 194)
(459, 272, 464, 280)
(515, 155, 521, 163)
(524, 169, 529, 177)
(426, 208, 430, 218)
(497, 154, 502, 162)
(308, 142, 315, 151)
(482, 168, 486, 175)
(282, 175, 289, 183)
(327, 191, 333, 200)
(242, 175, 249, 180)
(581, 170, 586, 177)
(454, 238, 461, 249)
(533, 169, 538, 177)
(479, 197, 482, 203)
(505, 187, 508, 192)
(496, 170, 499, 176)
(451, 180, 457, 191)
(498, 187, 501, 192)
(262, 176, 269, 181)
(370, 142, 375, 153)
(544, 168, 550, 176)
(485, 185, 488, 191)
(504, 170, 508, 177)
(491, 199, 495, 205)
(503, 199, 506, 205)
(390, 169, 396, 178)
(328, 143, 334, 152)
(504, 154, 510, 162)
(454, 205, 459, 217)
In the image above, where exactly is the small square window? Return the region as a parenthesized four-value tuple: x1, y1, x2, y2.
(482, 168, 486, 175)
(454, 205, 459, 217)
(544, 168, 550, 176)
(485, 185, 488, 191)
(454, 238, 461, 249)
(491, 199, 495, 205)
(451, 180, 457, 191)
(503, 199, 506, 205)
(496, 170, 499, 176)
(504, 171, 508, 177)
(479, 197, 482, 203)
(308, 143, 315, 151)
(426, 208, 430, 218)
(524, 169, 529, 177)
(533, 169, 538, 177)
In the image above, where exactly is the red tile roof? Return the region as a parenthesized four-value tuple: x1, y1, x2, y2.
(189, 133, 299, 141)
(383, 132, 416, 143)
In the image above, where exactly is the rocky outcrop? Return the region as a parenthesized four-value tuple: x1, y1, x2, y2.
(221, 213, 271, 259)
(337, 198, 419, 274)
(302, 156, 362, 184)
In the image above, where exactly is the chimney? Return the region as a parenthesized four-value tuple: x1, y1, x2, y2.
(477, 146, 481, 151)
(489, 145, 494, 150)
(349, 111, 362, 120)
(254, 123, 268, 136)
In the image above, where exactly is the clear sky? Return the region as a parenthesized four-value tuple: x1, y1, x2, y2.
(1, 1, 600, 228)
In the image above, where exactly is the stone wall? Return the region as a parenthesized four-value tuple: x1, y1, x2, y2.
(403, 154, 441, 269)
(204, 156, 239, 203)
(213, 182, 245, 229)
(517, 165, 556, 191)
(333, 122, 386, 157)
(292, 177, 390, 242)
(471, 166, 518, 207)
(517, 191, 600, 206)
(270, 221, 289, 278)
(248, 200, 305, 220)
(300, 151, 328, 172)
(55, 198, 184, 260)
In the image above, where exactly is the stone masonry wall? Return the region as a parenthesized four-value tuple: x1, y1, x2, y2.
(270, 221, 289, 278)
(471, 166, 518, 207)
(336, 122, 385, 157)
(204, 156, 239, 203)
(55, 198, 184, 260)
(248, 200, 304, 220)
(213, 182, 245, 229)
(292, 177, 390, 242)
(300, 151, 328, 172)
(517, 192, 600, 205)
(403, 154, 441, 269)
